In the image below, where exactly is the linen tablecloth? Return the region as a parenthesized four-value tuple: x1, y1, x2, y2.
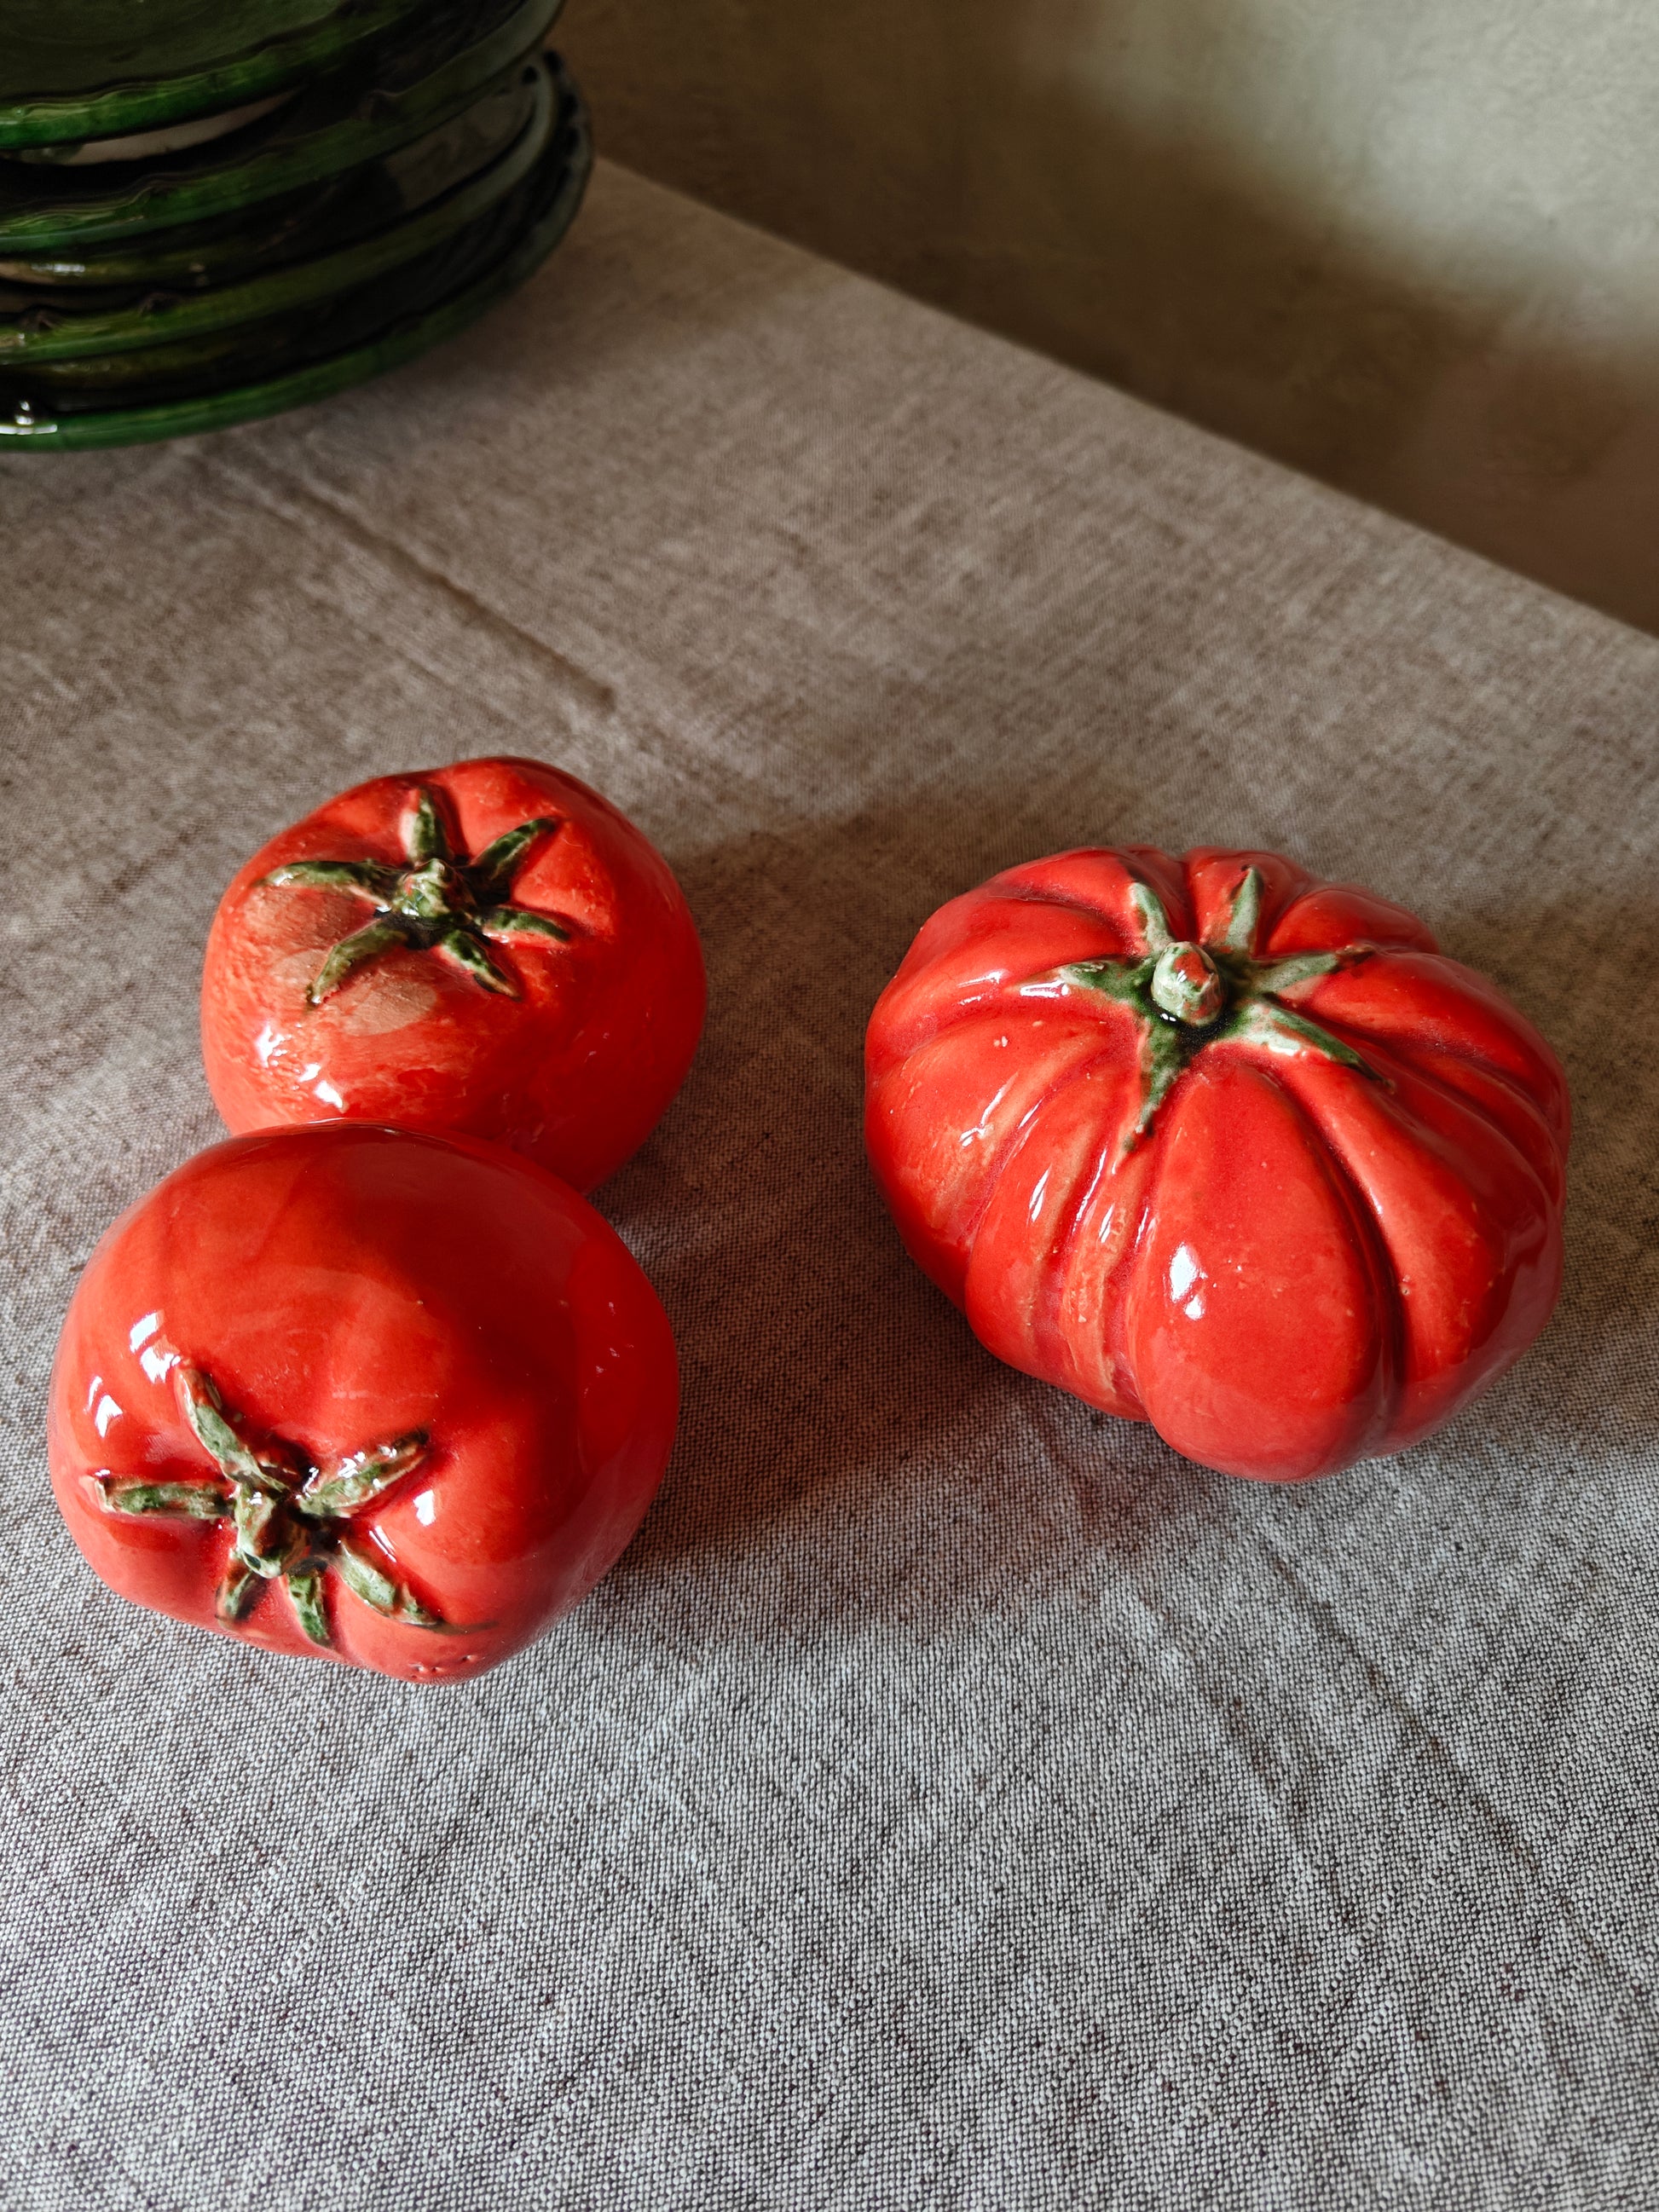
(2, 164, 1655, 2212)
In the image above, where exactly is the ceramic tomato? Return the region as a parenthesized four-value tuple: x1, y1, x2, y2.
(201, 755, 705, 1193)
(865, 846, 1569, 1481)
(49, 1124, 678, 1682)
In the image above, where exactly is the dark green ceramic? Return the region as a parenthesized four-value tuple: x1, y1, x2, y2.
(0, 0, 559, 256)
(0, 74, 590, 445)
(5, 90, 571, 399)
(0, 0, 442, 151)
(0, 57, 554, 295)
(0, 59, 553, 362)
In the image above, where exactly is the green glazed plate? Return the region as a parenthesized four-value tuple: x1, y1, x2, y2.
(0, 0, 559, 256)
(3, 71, 574, 400)
(0, 55, 555, 296)
(0, 76, 591, 448)
(0, 58, 554, 363)
(0, 1, 446, 152)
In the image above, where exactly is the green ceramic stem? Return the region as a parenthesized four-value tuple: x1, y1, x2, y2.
(96, 1361, 441, 1645)
(300, 1435, 426, 1519)
(217, 1560, 261, 1626)
(1148, 944, 1225, 1025)
(1062, 866, 1370, 1149)
(286, 1568, 330, 1646)
(264, 785, 565, 1005)
(96, 1476, 227, 1518)
(1222, 867, 1264, 955)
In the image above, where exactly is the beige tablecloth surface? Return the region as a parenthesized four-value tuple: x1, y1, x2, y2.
(2, 163, 1656, 2212)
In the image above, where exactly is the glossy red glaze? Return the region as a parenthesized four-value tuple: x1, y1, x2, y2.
(864, 845, 1569, 1481)
(49, 1125, 679, 1682)
(201, 755, 706, 1192)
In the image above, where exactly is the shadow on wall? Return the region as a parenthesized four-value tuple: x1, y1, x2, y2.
(565, 0, 1659, 636)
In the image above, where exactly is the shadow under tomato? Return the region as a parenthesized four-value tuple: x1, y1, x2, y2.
(588, 796, 1656, 1649)
(1428, 892, 1659, 1455)
(588, 805, 1254, 1634)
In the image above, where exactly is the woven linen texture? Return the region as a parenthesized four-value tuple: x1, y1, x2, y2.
(1, 165, 1655, 2212)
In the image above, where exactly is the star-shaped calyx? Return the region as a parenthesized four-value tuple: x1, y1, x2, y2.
(1052, 867, 1382, 1149)
(94, 1363, 442, 1646)
(264, 785, 570, 1005)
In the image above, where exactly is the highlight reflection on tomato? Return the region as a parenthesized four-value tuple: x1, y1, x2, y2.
(864, 845, 1569, 1481)
(49, 1124, 679, 1683)
(201, 754, 706, 1193)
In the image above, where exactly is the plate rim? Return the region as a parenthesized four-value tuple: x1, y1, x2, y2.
(0, 0, 561, 251)
(0, 0, 442, 152)
(0, 56, 558, 367)
(0, 78, 592, 449)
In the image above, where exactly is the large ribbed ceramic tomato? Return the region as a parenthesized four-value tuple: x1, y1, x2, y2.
(49, 1124, 678, 1682)
(865, 846, 1569, 1481)
(201, 755, 705, 1193)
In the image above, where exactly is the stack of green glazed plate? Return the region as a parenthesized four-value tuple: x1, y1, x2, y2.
(0, 0, 592, 449)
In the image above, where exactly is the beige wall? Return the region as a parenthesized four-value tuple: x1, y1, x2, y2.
(564, 0, 1659, 634)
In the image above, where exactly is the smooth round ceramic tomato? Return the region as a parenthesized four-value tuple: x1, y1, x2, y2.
(201, 755, 706, 1192)
(865, 846, 1569, 1481)
(49, 1124, 679, 1682)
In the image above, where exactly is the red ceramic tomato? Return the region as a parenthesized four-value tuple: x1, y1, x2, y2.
(201, 755, 705, 1193)
(865, 846, 1569, 1481)
(49, 1124, 679, 1682)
